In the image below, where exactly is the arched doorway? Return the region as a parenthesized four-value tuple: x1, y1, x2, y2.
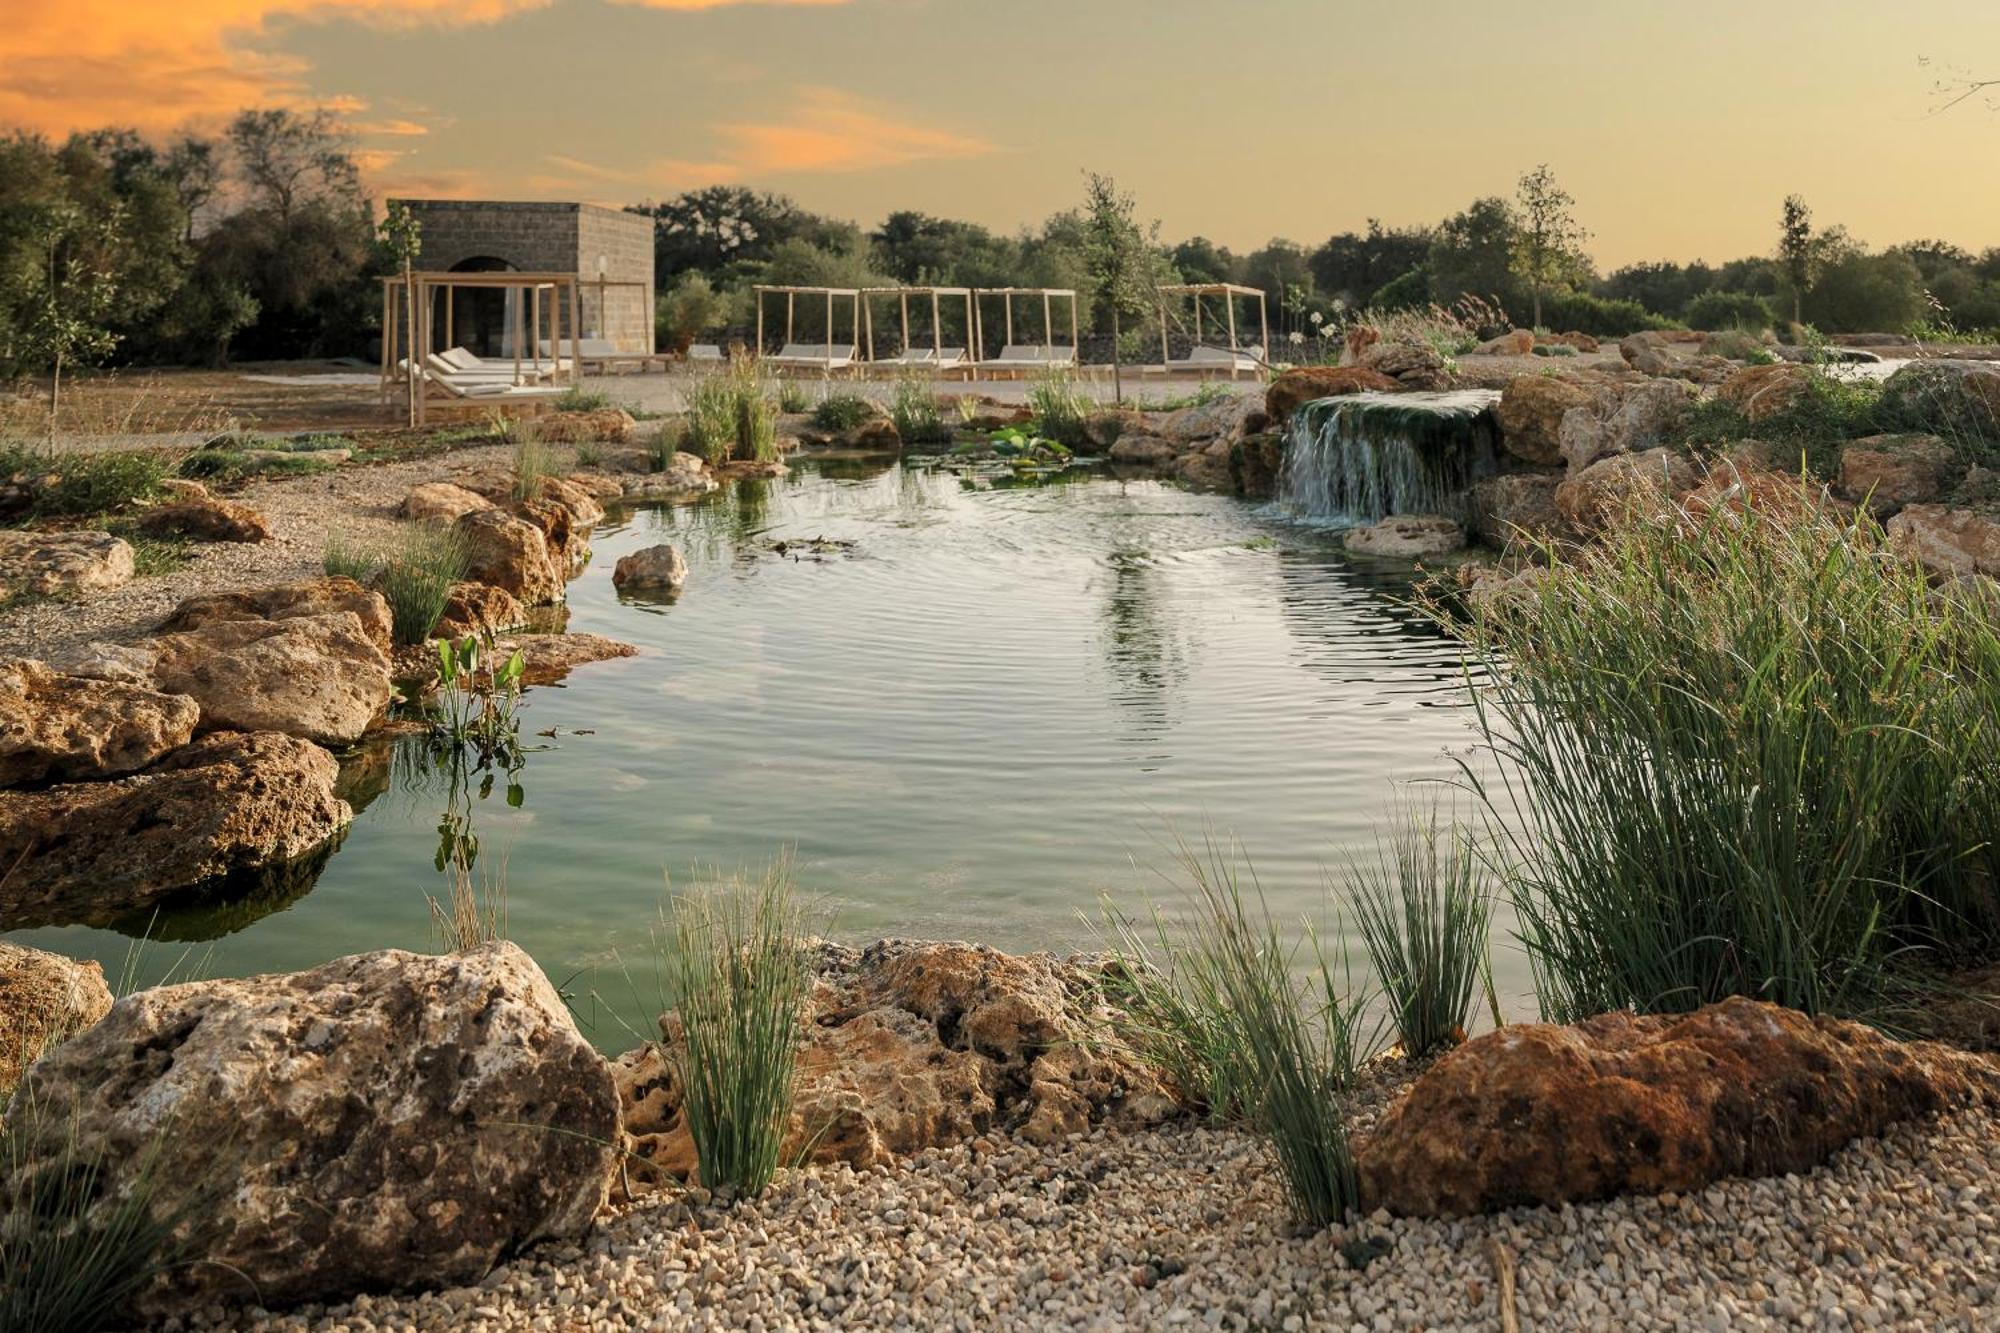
(447, 256, 516, 357)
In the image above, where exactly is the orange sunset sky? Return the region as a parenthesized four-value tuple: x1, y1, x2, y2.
(4, 0, 1997, 267)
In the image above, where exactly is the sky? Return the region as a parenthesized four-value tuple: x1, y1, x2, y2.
(4, 0, 1999, 268)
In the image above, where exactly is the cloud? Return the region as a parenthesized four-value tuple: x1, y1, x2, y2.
(0, 0, 549, 134)
(650, 88, 997, 187)
(353, 118, 431, 137)
(610, 0, 852, 9)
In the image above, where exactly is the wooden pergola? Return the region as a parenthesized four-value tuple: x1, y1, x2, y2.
(380, 270, 584, 424)
(753, 285, 864, 371)
(973, 288, 1080, 362)
(1156, 283, 1270, 375)
(859, 286, 977, 370)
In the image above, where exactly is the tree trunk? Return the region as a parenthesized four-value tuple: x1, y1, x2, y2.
(1111, 308, 1123, 405)
(48, 348, 62, 443)
(1531, 287, 1543, 331)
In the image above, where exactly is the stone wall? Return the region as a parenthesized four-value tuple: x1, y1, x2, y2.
(391, 201, 656, 355)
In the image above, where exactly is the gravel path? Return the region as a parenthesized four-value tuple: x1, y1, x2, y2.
(0, 444, 524, 660)
(176, 1103, 2000, 1333)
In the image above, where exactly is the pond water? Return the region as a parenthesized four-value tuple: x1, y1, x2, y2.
(8, 458, 1512, 1050)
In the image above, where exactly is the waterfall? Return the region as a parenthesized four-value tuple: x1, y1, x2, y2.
(1278, 389, 1502, 524)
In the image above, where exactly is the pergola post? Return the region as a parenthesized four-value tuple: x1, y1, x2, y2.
(1259, 291, 1270, 363)
(1226, 295, 1240, 379)
(787, 291, 796, 345)
(931, 291, 942, 359)
(1042, 291, 1053, 358)
(1004, 293, 1014, 348)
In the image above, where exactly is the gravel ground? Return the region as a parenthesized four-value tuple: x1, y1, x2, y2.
(0, 444, 525, 660)
(174, 1103, 2000, 1333)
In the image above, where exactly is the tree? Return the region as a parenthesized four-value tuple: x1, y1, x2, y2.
(1778, 195, 1815, 325)
(16, 200, 125, 424)
(1080, 172, 1160, 405)
(1429, 196, 1521, 315)
(227, 109, 360, 226)
(1309, 221, 1432, 310)
(1512, 165, 1591, 328)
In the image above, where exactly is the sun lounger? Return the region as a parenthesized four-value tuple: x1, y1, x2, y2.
(686, 344, 724, 363)
(979, 344, 1077, 379)
(434, 347, 567, 381)
(875, 347, 967, 371)
(766, 342, 858, 372)
(1161, 345, 1263, 378)
(417, 354, 567, 402)
(538, 339, 671, 374)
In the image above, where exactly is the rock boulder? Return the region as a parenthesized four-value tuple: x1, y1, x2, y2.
(0, 940, 112, 1091)
(1554, 448, 1699, 532)
(401, 481, 493, 524)
(0, 731, 351, 928)
(612, 543, 688, 594)
(1836, 434, 1960, 517)
(456, 508, 565, 605)
(1496, 374, 1595, 466)
(1887, 503, 2000, 579)
(1342, 514, 1467, 559)
(9, 943, 619, 1313)
(158, 577, 393, 657)
(1264, 366, 1401, 427)
(135, 491, 271, 543)
(0, 658, 199, 787)
(148, 612, 392, 747)
(1357, 997, 2000, 1217)
(0, 530, 133, 600)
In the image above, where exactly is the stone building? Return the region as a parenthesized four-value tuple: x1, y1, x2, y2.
(390, 200, 655, 356)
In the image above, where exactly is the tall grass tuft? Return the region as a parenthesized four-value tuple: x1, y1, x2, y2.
(1027, 367, 1090, 448)
(681, 359, 778, 466)
(323, 523, 468, 646)
(1347, 804, 1491, 1058)
(889, 376, 950, 445)
(1436, 490, 2000, 1023)
(0, 1096, 200, 1333)
(1106, 839, 1368, 1229)
(510, 423, 553, 502)
(662, 859, 810, 1197)
(428, 847, 508, 951)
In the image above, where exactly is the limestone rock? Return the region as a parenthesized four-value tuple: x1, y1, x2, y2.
(509, 497, 589, 577)
(1157, 396, 1266, 448)
(1081, 409, 1146, 452)
(9, 943, 619, 1313)
(616, 940, 1179, 1189)
(456, 508, 564, 605)
(149, 612, 393, 747)
(0, 731, 351, 928)
(612, 543, 688, 593)
(539, 476, 607, 528)
(1468, 473, 1566, 547)
(0, 940, 112, 1091)
(433, 581, 526, 641)
(1359, 338, 1451, 391)
(1473, 329, 1535, 356)
(1108, 435, 1178, 466)
(1554, 448, 1699, 532)
(1837, 434, 1960, 517)
(1356, 997, 2000, 1217)
(0, 657, 198, 787)
(1887, 503, 2000, 579)
(533, 407, 636, 445)
(401, 481, 493, 524)
(1496, 374, 1595, 466)
(158, 577, 394, 658)
(136, 493, 271, 543)
(1557, 379, 1698, 472)
(1342, 514, 1467, 559)
(1264, 366, 1402, 427)
(1879, 360, 2000, 440)
(490, 632, 638, 686)
(1716, 362, 1812, 422)
(0, 529, 133, 600)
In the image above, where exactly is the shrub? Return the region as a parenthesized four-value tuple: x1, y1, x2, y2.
(1347, 806, 1491, 1059)
(890, 376, 951, 446)
(1026, 367, 1089, 448)
(1674, 369, 1883, 478)
(811, 393, 873, 431)
(1684, 291, 1778, 333)
(554, 388, 611, 414)
(662, 860, 811, 1198)
(682, 359, 779, 466)
(1538, 290, 1679, 338)
(1436, 496, 2000, 1023)
(1105, 840, 1369, 1229)
(175, 450, 334, 486)
(777, 381, 811, 414)
(0, 1096, 201, 1333)
(0, 444, 174, 520)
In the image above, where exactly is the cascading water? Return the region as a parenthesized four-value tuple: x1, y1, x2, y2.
(1278, 389, 1502, 524)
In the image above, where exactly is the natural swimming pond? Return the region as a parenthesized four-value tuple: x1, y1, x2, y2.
(7, 457, 1510, 1049)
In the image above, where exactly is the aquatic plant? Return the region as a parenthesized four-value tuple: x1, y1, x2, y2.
(1104, 839, 1369, 1229)
(428, 844, 508, 952)
(681, 359, 779, 465)
(0, 1096, 202, 1333)
(1027, 366, 1090, 448)
(889, 376, 950, 445)
(662, 859, 811, 1198)
(433, 635, 527, 769)
(1346, 804, 1490, 1059)
(1437, 493, 2000, 1023)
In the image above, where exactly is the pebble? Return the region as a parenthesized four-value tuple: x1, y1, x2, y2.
(183, 1104, 2000, 1332)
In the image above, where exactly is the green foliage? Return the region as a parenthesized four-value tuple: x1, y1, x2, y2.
(175, 448, 334, 486)
(0, 1095, 202, 1333)
(1428, 196, 1523, 313)
(1674, 369, 1883, 478)
(810, 393, 872, 431)
(511, 425, 552, 503)
(0, 443, 173, 520)
(1803, 251, 1928, 335)
(554, 388, 611, 414)
(890, 377, 951, 445)
(1103, 840, 1367, 1229)
(1080, 171, 1166, 398)
(1685, 290, 1778, 332)
(1347, 806, 1491, 1058)
(1026, 366, 1090, 447)
(1368, 268, 1429, 312)
(662, 860, 811, 1199)
(324, 522, 468, 647)
(1512, 164, 1592, 327)
(1536, 290, 1676, 337)
(776, 381, 811, 414)
(1438, 498, 2000, 1022)
(681, 359, 778, 465)
(434, 635, 527, 767)
(657, 272, 725, 352)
